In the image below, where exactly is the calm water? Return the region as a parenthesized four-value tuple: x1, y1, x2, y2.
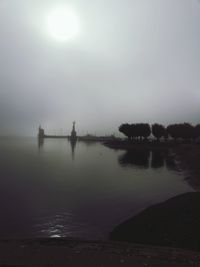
(0, 138, 194, 239)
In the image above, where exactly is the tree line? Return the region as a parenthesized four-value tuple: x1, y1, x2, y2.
(119, 123, 200, 141)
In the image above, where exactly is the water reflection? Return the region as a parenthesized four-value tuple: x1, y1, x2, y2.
(70, 139, 77, 161)
(37, 138, 78, 160)
(79, 140, 98, 147)
(0, 138, 193, 239)
(165, 153, 177, 171)
(38, 138, 100, 160)
(38, 138, 44, 151)
(35, 212, 77, 238)
(151, 150, 165, 169)
(119, 150, 150, 169)
(119, 149, 178, 171)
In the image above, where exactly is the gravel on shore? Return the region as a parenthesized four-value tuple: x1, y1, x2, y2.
(0, 239, 199, 267)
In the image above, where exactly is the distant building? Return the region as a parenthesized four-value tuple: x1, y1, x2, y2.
(38, 125, 45, 138)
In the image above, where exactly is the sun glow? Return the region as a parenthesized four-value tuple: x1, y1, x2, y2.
(46, 6, 80, 42)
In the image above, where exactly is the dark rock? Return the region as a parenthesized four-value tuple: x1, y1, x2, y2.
(110, 192, 200, 251)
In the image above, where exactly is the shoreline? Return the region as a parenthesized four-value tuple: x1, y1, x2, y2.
(103, 140, 179, 150)
(105, 141, 200, 253)
(173, 144, 200, 190)
(0, 238, 199, 266)
(104, 140, 200, 189)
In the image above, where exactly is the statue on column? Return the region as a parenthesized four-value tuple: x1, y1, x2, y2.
(70, 121, 77, 140)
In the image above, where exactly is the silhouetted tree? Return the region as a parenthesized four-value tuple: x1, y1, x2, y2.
(167, 124, 181, 141)
(133, 124, 140, 139)
(167, 123, 194, 142)
(180, 123, 194, 141)
(119, 150, 150, 169)
(119, 123, 151, 141)
(133, 123, 151, 140)
(194, 124, 200, 141)
(119, 122, 199, 143)
(164, 131, 169, 142)
(151, 150, 165, 168)
(142, 123, 151, 140)
(119, 124, 132, 140)
(152, 124, 166, 141)
(130, 124, 136, 140)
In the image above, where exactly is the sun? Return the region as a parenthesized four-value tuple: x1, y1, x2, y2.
(46, 6, 80, 42)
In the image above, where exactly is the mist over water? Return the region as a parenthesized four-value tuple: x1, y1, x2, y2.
(0, 138, 193, 239)
(0, 0, 200, 136)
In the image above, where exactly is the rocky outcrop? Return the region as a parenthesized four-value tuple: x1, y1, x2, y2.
(110, 192, 200, 251)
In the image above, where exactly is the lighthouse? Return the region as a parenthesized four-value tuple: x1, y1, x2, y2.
(38, 125, 45, 139)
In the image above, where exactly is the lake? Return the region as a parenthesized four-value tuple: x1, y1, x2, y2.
(0, 137, 194, 239)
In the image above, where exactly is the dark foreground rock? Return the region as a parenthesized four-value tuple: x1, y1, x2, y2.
(0, 239, 199, 266)
(110, 192, 200, 251)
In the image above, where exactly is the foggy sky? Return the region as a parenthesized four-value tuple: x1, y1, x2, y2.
(0, 0, 200, 136)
